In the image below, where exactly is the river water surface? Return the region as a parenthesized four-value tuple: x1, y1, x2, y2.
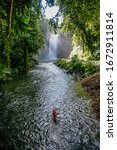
(0, 63, 99, 150)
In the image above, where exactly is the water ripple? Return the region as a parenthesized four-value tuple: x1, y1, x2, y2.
(0, 63, 99, 150)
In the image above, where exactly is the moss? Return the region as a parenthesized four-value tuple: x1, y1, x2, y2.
(74, 80, 90, 99)
(55, 59, 69, 70)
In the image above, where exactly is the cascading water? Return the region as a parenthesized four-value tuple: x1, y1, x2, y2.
(38, 33, 72, 62)
(48, 34, 58, 60)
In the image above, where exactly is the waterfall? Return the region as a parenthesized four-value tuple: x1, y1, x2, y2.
(48, 34, 58, 60)
(38, 33, 72, 63)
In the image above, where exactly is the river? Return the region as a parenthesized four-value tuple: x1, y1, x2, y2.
(0, 63, 99, 150)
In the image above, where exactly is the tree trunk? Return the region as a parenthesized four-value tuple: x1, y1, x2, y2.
(8, 0, 14, 39)
(4, 0, 14, 67)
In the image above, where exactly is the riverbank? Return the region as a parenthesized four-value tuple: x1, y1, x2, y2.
(0, 59, 38, 86)
(55, 58, 100, 119)
(81, 73, 100, 119)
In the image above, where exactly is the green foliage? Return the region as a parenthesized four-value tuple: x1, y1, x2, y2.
(40, 18, 51, 33)
(89, 50, 100, 61)
(57, 0, 100, 57)
(0, 63, 12, 84)
(0, 0, 44, 84)
(83, 61, 100, 77)
(56, 55, 100, 78)
(55, 58, 69, 69)
(68, 55, 85, 74)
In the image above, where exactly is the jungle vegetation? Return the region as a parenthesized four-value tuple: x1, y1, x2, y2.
(0, 0, 100, 84)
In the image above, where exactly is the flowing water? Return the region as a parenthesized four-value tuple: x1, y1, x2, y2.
(48, 35, 58, 60)
(0, 63, 99, 150)
(39, 34, 59, 62)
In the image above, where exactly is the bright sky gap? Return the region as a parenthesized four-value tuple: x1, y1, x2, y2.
(42, 0, 63, 24)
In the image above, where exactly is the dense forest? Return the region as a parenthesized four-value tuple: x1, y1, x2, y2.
(0, 0, 44, 83)
(0, 0, 100, 83)
(57, 0, 100, 55)
(0, 1, 100, 149)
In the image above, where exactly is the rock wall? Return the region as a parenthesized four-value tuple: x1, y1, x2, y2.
(57, 33, 73, 58)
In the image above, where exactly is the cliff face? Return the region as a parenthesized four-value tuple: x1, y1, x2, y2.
(69, 45, 83, 59)
(57, 33, 73, 58)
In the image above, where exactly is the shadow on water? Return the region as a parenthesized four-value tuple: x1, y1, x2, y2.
(0, 63, 100, 150)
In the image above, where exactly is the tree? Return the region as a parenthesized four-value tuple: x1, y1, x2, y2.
(0, 0, 44, 82)
(56, 0, 100, 56)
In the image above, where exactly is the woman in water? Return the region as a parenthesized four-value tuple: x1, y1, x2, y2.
(52, 107, 59, 120)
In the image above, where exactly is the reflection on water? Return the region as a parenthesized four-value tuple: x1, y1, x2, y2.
(0, 63, 99, 150)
